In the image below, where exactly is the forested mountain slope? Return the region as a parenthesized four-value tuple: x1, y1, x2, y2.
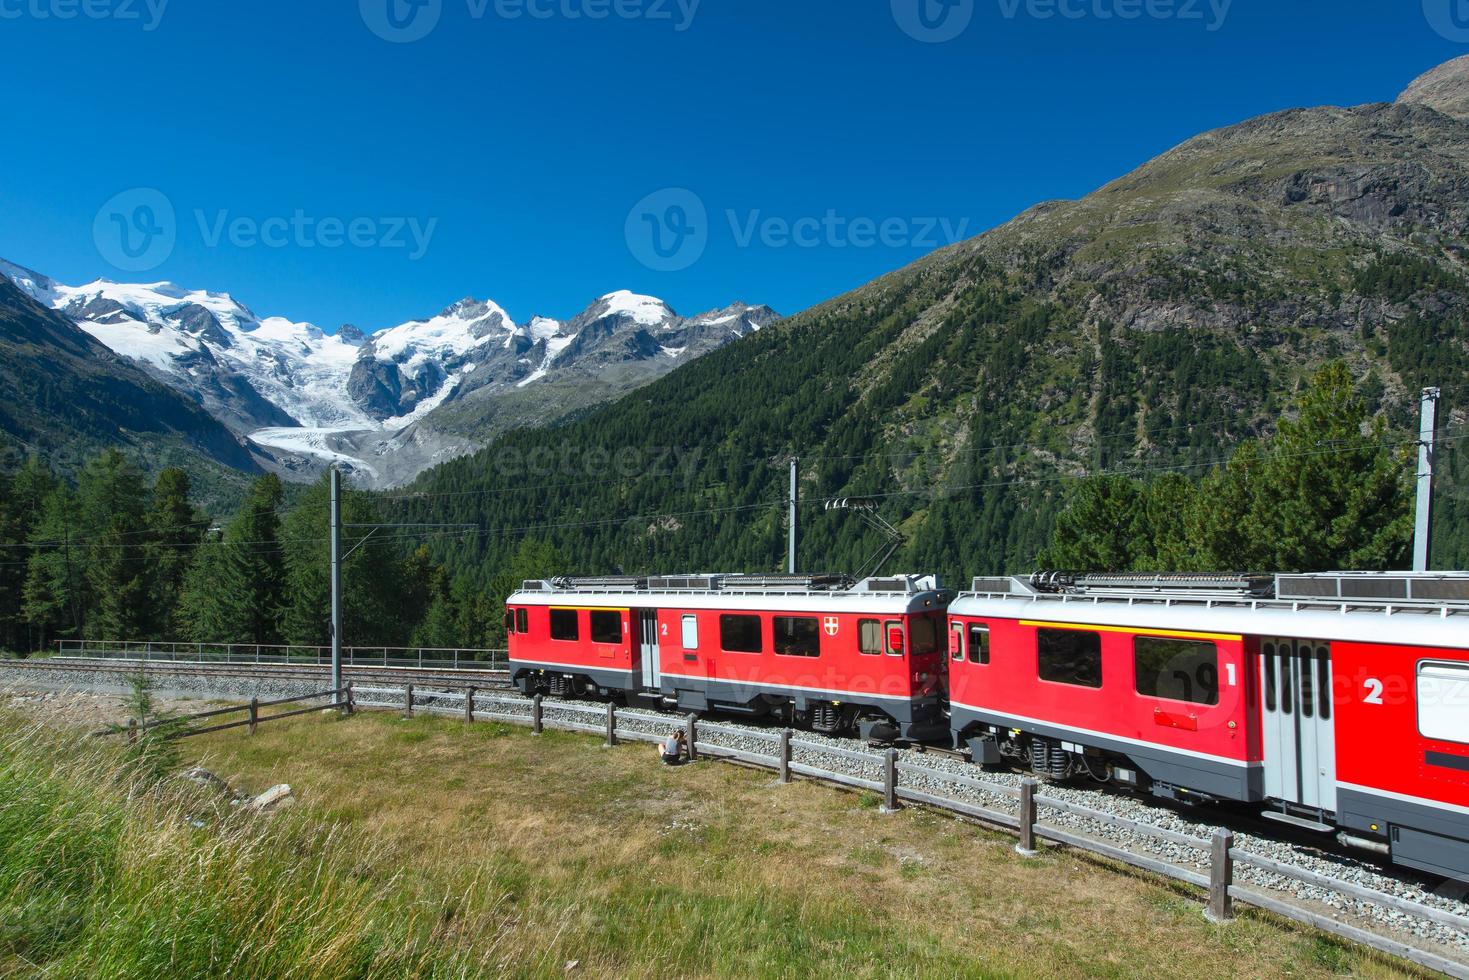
(401, 57, 1469, 581)
(0, 277, 263, 501)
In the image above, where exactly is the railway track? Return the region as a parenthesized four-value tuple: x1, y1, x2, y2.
(1, 657, 513, 689)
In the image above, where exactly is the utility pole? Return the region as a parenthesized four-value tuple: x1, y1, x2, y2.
(788, 457, 799, 574)
(328, 466, 475, 688)
(1414, 387, 1441, 573)
(330, 465, 344, 694)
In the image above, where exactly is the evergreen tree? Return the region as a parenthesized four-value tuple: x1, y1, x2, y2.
(0, 460, 55, 650)
(1038, 476, 1145, 572)
(75, 451, 153, 640)
(22, 486, 82, 648)
(179, 474, 285, 645)
(146, 468, 205, 640)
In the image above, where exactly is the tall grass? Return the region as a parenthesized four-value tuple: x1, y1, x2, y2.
(0, 713, 479, 979)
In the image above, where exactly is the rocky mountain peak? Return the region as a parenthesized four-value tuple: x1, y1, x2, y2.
(1397, 55, 1469, 123)
(337, 324, 366, 345)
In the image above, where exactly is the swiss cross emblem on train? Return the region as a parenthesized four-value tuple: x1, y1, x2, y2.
(824, 617, 840, 637)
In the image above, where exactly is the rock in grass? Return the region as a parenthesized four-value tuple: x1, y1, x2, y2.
(248, 784, 295, 812)
(181, 766, 232, 793)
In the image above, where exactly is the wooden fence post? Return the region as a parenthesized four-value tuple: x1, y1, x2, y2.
(404, 684, 415, 719)
(344, 681, 355, 716)
(532, 694, 544, 734)
(1017, 778, 1039, 856)
(1208, 828, 1235, 923)
(882, 748, 900, 812)
(126, 718, 137, 746)
(605, 702, 618, 747)
(685, 714, 698, 761)
(248, 698, 258, 736)
(779, 729, 793, 784)
(465, 687, 476, 723)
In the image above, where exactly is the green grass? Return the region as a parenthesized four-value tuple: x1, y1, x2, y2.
(0, 712, 483, 978)
(0, 709, 1434, 979)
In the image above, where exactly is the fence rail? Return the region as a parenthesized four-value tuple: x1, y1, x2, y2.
(91, 686, 353, 742)
(51, 640, 507, 672)
(333, 682, 1469, 978)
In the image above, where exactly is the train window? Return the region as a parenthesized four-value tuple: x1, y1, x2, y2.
(1419, 662, 1469, 745)
(1133, 637, 1218, 706)
(1264, 643, 1277, 712)
(885, 621, 904, 657)
(1037, 629, 1102, 689)
(1279, 641, 1293, 715)
(503, 610, 516, 634)
(591, 611, 622, 645)
(859, 619, 882, 656)
(950, 623, 965, 662)
(910, 616, 940, 655)
(1299, 652, 1315, 718)
(681, 615, 699, 650)
(550, 608, 579, 642)
(516, 608, 528, 634)
(1316, 646, 1332, 720)
(773, 617, 821, 658)
(969, 625, 991, 665)
(720, 614, 763, 654)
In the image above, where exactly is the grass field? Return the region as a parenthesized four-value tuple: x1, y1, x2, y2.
(0, 707, 1430, 978)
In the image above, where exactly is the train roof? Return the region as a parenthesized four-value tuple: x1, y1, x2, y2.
(950, 572, 1469, 649)
(509, 573, 954, 615)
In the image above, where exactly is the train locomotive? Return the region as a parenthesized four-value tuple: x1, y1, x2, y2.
(508, 568, 1469, 881)
(505, 573, 953, 741)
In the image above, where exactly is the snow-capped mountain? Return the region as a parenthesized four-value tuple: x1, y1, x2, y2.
(0, 258, 777, 486)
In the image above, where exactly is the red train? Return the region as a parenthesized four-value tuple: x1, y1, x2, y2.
(948, 571, 1469, 881)
(505, 573, 953, 741)
(508, 569, 1469, 881)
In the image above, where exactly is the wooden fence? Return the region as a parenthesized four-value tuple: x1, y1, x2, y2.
(92, 686, 354, 742)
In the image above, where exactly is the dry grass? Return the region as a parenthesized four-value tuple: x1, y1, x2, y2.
(172, 712, 1425, 979)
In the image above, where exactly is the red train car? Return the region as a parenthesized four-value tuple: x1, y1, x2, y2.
(506, 573, 955, 740)
(948, 572, 1469, 880)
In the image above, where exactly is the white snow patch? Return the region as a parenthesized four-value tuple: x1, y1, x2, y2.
(599, 290, 673, 327)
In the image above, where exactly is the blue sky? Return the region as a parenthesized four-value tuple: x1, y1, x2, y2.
(0, 0, 1461, 330)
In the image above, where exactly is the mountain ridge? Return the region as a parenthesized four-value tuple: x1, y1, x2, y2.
(0, 260, 777, 487)
(399, 56, 1469, 578)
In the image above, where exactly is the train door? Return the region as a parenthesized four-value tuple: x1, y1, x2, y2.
(1259, 637, 1337, 813)
(639, 610, 661, 690)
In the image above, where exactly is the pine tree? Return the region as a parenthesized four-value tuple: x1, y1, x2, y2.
(146, 468, 205, 640)
(179, 474, 285, 645)
(74, 451, 154, 640)
(22, 486, 82, 648)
